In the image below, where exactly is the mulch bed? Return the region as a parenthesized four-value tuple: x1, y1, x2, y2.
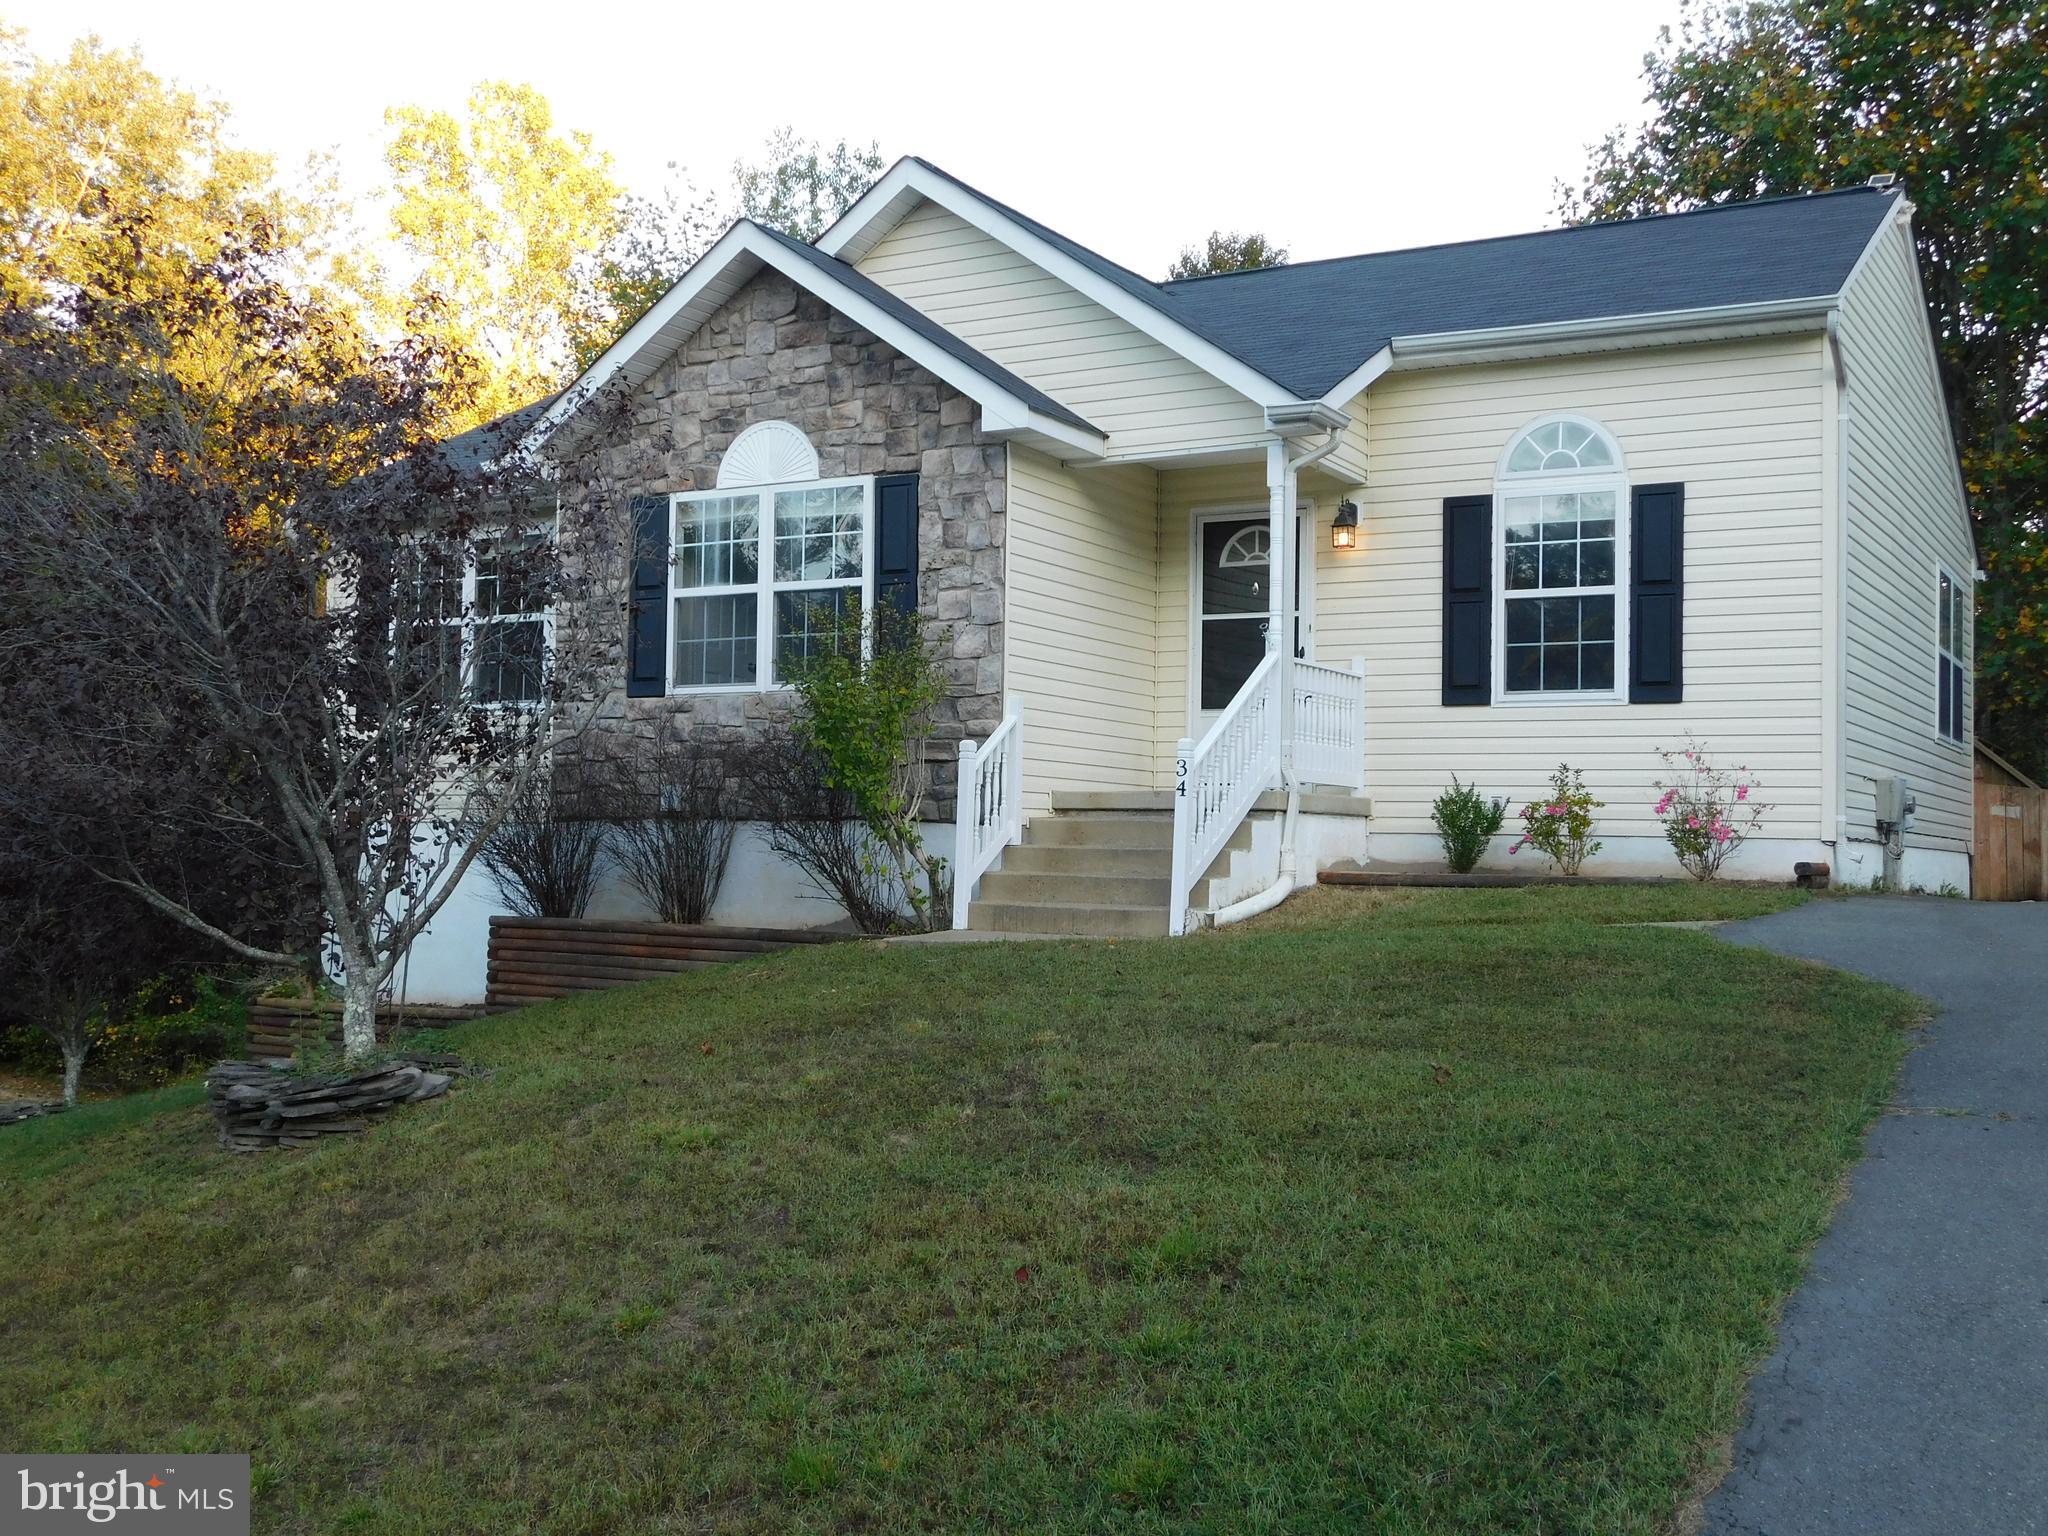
(1319, 863, 1684, 889)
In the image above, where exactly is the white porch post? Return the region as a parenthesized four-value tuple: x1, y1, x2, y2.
(1266, 439, 1295, 784)
(952, 736, 978, 930)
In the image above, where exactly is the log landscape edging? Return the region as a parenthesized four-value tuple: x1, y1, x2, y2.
(486, 915, 846, 1012)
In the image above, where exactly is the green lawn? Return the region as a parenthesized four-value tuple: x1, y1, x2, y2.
(1, 885, 1918, 1534)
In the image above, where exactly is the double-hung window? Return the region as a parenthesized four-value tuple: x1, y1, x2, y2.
(1495, 417, 1626, 700)
(471, 533, 549, 705)
(401, 530, 551, 706)
(1937, 565, 1968, 744)
(670, 476, 871, 690)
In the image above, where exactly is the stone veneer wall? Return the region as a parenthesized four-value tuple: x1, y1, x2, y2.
(551, 270, 1008, 817)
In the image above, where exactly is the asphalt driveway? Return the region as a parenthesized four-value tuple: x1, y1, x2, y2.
(1703, 896, 2048, 1535)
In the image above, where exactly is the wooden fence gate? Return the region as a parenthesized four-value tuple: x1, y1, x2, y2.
(1975, 781, 2047, 901)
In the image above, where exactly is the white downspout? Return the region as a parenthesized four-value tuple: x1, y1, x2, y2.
(1212, 426, 1344, 928)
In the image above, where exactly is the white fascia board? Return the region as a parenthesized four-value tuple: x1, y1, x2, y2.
(519, 219, 1105, 462)
(818, 159, 1303, 411)
(1386, 296, 1839, 370)
(1317, 346, 1393, 409)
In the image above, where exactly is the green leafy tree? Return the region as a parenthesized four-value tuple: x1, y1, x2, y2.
(384, 81, 626, 429)
(1562, 1, 2048, 777)
(1166, 231, 1289, 280)
(733, 128, 884, 243)
(0, 27, 365, 349)
(569, 174, 723, 373)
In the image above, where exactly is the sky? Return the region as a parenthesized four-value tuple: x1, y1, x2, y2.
(7, 0, 1680, 277)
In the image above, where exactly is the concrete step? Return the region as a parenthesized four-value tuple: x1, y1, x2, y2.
(1047, 788, 1372, 818)
(967, 899, 1169, 938)
(978, 869, 1172, 906)
(1049, 789, 1174, 813)
(999, 843, 1174, 878)
(1023, 814, 1174, 850)
(1020, 814, 1258, 855)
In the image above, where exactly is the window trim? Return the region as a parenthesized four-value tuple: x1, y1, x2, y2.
(666, 473, 875, 694)
(1491, 415, 1629, 706)
(1935, 560, 1970, 750)
(410, 520, 556, 709)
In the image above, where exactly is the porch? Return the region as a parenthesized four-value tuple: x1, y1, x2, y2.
(952, 432, 1372, 935)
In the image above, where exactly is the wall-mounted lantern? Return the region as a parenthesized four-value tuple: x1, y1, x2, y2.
(1331, 500, 1359, 551)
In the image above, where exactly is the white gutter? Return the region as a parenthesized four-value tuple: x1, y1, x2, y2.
(1386, 295, 1840, 369)
(1211, 424, 1345, 928)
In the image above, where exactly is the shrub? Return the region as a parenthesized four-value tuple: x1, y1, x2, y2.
(472, 773, 607, 918)
(1510, 764, 1604, 876)
(1653, 738, 1769, 880)
(780, 598, 950, 931)
(605, 736, 741, 925)
(1431, 777, 1508, 872)
(0, 972, 245, 1093)
(743, 728, 907, 934)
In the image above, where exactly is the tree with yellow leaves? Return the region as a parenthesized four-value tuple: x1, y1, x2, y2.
(383, 81, 630, 432)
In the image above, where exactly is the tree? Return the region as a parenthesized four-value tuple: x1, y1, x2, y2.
(0, 225, 630, 1062)
(384, 81, 626, 431)
(1562, 1, 2048, 778)
(732, 128, 884, 243)
(0, 28, 366, 349)
(568, 174, 722, 374)
(1166, 231, 1290, 280)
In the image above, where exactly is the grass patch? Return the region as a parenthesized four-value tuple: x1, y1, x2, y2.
(1, 886, 1911, 1533)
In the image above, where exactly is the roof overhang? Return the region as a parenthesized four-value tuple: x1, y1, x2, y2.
(520, 219, 1108, 463)
(1379, 296, 1840, 375)
(1263, 400, 1351, 438)
(818, 158, 1306, 412)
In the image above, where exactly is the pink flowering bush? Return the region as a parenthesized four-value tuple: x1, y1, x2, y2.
(1509, 764, 1603, 876)
(1653, 737, 1770, 880)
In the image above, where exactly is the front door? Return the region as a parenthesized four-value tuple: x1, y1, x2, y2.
(1194, 510, 1310, 728)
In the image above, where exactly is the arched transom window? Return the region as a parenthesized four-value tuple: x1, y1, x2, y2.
(1496, 415, 1626, 699)
(671, 421, 870, 690)
(1216, 525, 1271, 569)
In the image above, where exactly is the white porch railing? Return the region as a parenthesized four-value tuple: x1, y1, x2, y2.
(1292, 657, 1367, 790)
(1169, 650, 1283, 935)
(951, 707, 1023, 929)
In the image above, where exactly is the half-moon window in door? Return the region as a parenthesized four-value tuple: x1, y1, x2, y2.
(1216, 525, 1270, 569)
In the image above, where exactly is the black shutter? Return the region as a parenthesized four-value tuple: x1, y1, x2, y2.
(1441, 494, 1492, 705)
(627, 494, 668, 698)
(874, 473, 919, 618)
(1629, 482, 1685, 704)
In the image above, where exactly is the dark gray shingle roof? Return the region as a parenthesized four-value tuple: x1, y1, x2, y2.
(909, 160, 1899, 402)
(753, 222, 1100, 434)
(439, 395, 559, 473)
(1159, 186, 1900, 399)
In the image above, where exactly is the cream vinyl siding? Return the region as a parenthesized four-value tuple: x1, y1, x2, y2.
(1005, 447, 1161, 810)
(856, 200, 1268, 457)
(1838, 215, 1976, 852)
(1317, 336, 1832, 842)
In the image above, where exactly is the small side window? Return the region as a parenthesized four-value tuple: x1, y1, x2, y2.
(1936, 567, 1968, 744)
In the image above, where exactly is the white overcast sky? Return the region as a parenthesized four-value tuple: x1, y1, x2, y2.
(9, 0, 1680, 276)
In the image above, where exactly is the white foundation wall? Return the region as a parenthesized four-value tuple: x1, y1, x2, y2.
(387, 822, 948, 1006)
(1319, 335, 1834, 880)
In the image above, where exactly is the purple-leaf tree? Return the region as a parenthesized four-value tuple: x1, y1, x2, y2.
(0, 222, 629, 1062)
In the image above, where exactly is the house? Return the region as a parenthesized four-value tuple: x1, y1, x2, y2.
(401, 158, 1979, 995)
